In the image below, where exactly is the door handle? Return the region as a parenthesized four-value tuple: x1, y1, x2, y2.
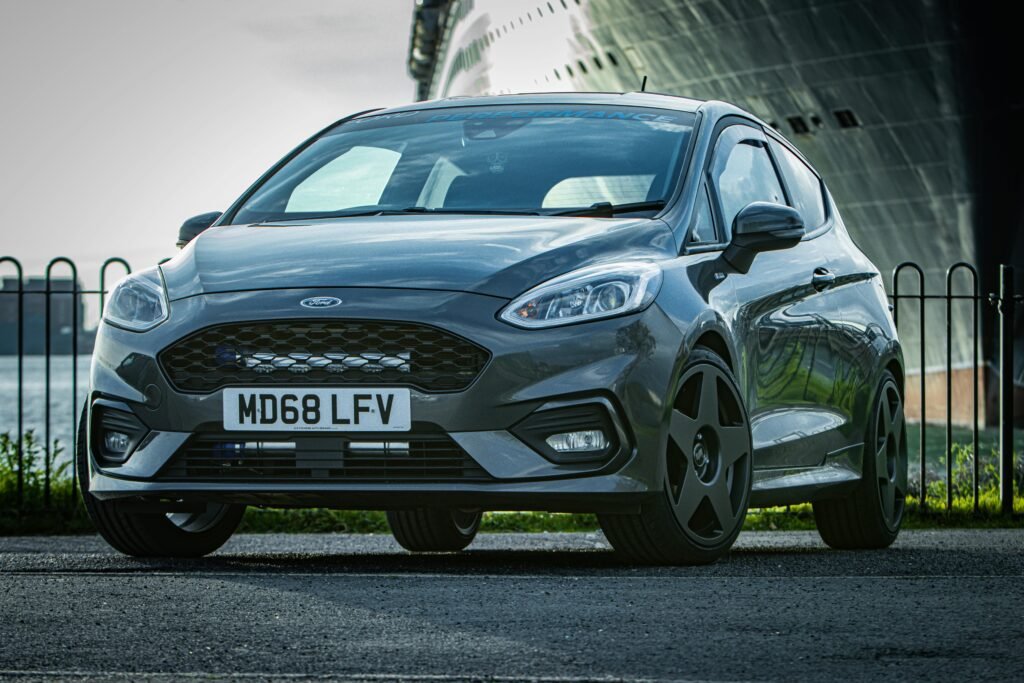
(811, 267, 836, 291)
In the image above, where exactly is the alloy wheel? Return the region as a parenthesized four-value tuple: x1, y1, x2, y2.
(451, 508, 482, 535)
(665, 363, 752, 545)
(874, 380, 907, 529)
(166, 503, 233, 534)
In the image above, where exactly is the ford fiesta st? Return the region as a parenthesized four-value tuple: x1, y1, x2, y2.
(79, 92, 907, 564)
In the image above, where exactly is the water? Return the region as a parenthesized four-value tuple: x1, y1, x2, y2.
(0, 355, 91, 464)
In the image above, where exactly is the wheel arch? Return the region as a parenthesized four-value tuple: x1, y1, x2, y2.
(660, 316, 742, 471)
(665, 314, 743, 407)
(885, 355, 905, 398)
(692, 329, 734, 372)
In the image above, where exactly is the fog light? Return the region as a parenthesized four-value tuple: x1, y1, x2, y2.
(91, 400, 149, 465)
(545, 430, 608, 453)
(512, 402, 620, 464)
(104, 431, 131, 455)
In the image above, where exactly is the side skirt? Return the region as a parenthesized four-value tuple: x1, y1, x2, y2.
(750, 443, 864, 507)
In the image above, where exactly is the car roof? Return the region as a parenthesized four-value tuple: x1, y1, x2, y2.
(353, 91, 708, 119)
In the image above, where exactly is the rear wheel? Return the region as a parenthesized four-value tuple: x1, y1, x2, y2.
(599, 348, 752, 565)
(77, 408, 244, 557)
(387, 508, 481, 552)
(813, 372, 907, 549)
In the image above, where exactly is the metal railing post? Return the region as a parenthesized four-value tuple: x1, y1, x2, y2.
(946, 271, 953, 512)
(44, 274, 51, 507)
(44, 257, 78, 509)
(0, 258, 24, 509)
(945, 263, 979, 512)
(894, 261, 927, 507)
(71, 270, 78, 506)
(99, 257, 131, 316)
(998, 265, 1016, 515)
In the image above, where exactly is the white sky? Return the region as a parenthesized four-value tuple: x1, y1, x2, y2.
(0, 0, 415, 297)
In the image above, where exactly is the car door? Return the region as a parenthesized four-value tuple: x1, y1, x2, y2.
(709, 123, 849, 470)
(768, 134, 896, 456)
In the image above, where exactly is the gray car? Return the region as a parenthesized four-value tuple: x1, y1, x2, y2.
(80, 92, 907, 564)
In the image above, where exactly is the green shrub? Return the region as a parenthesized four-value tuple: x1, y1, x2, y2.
(0, 431, 92, 534)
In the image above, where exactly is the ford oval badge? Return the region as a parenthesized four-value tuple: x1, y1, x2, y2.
(300, 296, 342, 309)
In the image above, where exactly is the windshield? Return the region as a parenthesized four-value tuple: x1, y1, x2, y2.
(230, 104, 695, 224)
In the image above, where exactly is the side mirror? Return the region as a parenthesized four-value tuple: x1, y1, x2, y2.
(723, 202, 804, 273)
(176, 212, 222, 249)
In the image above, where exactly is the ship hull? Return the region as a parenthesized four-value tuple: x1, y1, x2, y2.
(408, 0, 1024, 423)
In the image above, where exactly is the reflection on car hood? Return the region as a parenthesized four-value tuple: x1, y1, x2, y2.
(160, 214, 677, 301)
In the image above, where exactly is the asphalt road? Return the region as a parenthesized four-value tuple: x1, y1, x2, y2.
(1, 529, 1022, 682)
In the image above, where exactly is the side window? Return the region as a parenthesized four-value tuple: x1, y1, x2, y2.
(286, 145, 401, 212)
(688, 184, 716, 245)
(768, 139, 826, 229)
(710, 128, 785, 232)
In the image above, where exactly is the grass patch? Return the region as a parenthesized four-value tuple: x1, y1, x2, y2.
(239, 509, 604, 534)
(0, 432, 93, 535)
(240, 508, 391, 534)
(1, 428, 1021, 535)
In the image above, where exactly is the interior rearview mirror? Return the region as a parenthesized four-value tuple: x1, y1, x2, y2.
(723, 202, 804, 273)
(177, 211, 222, 249)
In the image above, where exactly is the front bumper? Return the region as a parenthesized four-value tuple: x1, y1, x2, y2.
(87, 287, 682, 512)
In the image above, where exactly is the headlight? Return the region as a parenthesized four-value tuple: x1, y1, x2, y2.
(103, 269, 169, 332)
(499, 261, 663, 329)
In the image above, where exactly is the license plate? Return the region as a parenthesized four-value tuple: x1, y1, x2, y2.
(223, 388, 411, 432)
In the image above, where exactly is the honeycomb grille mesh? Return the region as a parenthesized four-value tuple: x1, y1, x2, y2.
(159, 320, 489, 393)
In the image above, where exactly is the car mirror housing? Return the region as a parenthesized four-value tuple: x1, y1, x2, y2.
(176, 211, 223, 249)
(723, 201, 804, 273)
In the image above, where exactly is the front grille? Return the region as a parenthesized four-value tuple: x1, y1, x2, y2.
(159, 320, 490, 393)
(158, 434, 491, 483)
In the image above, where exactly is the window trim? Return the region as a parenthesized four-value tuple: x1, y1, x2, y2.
(680, 117, 762, 252)
(685, 182, 718, 248)
(705, 123, 785, 244)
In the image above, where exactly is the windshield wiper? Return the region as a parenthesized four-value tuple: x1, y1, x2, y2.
(252, 206, 542, 224)
(252, 201, 663, 224)
(395, 206, 541, 216)
(549, 200, 667, 218)
(253, 208, 387, 224)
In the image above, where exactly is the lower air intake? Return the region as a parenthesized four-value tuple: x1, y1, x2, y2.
(158, 434, 491, 483)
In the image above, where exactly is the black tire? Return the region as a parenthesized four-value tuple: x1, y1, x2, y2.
(813, 371, 907, 549)
(599, 348, 753, 565)
(77, 407, 244, 558)
(387, 508, 481, 552)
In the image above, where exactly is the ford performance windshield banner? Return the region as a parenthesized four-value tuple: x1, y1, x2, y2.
(337, 105, 691, 132)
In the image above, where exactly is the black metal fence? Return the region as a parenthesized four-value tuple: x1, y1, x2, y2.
(892, 262, 1020, 514)
(0, 255, 1019, 515)
(0, 256, 131, 510)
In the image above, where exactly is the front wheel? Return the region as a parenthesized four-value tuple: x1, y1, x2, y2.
(77, 408, 244, 557)
(600, 348, 753, 565)
(387, 508, 481, 552)
(813, 372, 907, 549)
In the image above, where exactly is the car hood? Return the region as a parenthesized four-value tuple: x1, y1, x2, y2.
(160, 215, 677, 301)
